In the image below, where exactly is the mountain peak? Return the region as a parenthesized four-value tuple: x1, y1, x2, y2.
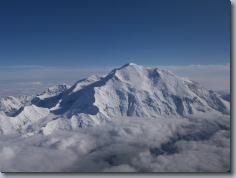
(0, 63, 230, 135)
(119, 63, 143, 69)
(122, 63, 138, 67)
(38, 84, 70, 98)
(113, 63, 145, 75)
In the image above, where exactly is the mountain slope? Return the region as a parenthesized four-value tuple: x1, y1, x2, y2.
(217, 91, 230, 102)
(31, 84, 70, 109)
(0, 96, 22, 116)
(0, 96, 33, 116)
(0, 63, 230, 134)
(53, 63, 229, 121)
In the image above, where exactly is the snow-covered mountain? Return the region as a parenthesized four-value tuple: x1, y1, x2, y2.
(0, 63, 231, 172)
(0, 84, 69, 116)
(0, 63, 230, 134)
(217, 91, 230, 102)
(0, 95, 33, 116)
(53, 63, 229, 119)
(31, 84, 70, 109)
(0, 96, 23, 116)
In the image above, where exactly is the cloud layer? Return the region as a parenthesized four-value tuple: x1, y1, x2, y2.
(0, 115, 230, 172)
(0, 64, 230, 98)
(158, 64, 230, 91)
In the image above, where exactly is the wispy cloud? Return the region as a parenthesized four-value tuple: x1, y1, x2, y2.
(158, 64, 230, 91)
(17, 81, 43, 86)
(0, 65, 112, 81)
(158, 63, 229, 73)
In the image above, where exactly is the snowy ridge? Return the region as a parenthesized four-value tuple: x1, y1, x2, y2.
(0, 105, 50, 135)
(37, 84, 70, 100)
(0, 96, 22, 116)
(0, 95, 33, 116)
(54, 63, 230, 121)
(0, 63, 230, 135)
(31, 84, 70, 109)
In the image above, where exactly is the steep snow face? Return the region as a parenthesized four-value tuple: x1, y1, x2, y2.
(71, 75, 102, 93)
(217, 91, 230, 102)
(37, 84, 70, 100)
(0, 105, 50, 135)
(0, 96, 24, 116)
(52, 75, 102, 114)
(54, 63, 230, 120)
(0, 112, 16, 135)
(32, 84, 70, 109)
(9, 105, 50, 134)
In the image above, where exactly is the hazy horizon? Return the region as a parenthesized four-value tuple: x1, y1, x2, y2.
(0, 62, 230, 98)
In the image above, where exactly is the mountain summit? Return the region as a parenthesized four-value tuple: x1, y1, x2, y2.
(53, 63, 229, 120)
(0, 63, 230, 134)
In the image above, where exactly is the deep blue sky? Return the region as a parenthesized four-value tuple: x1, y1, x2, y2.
(0, 0, 230, 67)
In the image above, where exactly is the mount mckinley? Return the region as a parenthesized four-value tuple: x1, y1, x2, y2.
(0, 63, 230, 172)
(0, 63, 230, 133)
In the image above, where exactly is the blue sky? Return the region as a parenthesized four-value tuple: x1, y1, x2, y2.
(0, 0, 230, 67)
(0, 0, 230, 95)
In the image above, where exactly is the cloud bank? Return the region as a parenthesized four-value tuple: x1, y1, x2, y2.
(0, 115, 230, 172)
(158, 64, 230, 91)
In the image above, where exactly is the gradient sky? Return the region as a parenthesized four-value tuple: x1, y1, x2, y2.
(0, 0, 230, 67)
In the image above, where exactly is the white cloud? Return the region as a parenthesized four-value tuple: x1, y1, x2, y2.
(158, 64, 230, 91)
(18, 81, 42, 85)
(0, 65, 112, 81)
(0, 115, 230, 172)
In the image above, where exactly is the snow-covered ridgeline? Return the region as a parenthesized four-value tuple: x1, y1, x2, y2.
(0, 63, 230, 135)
